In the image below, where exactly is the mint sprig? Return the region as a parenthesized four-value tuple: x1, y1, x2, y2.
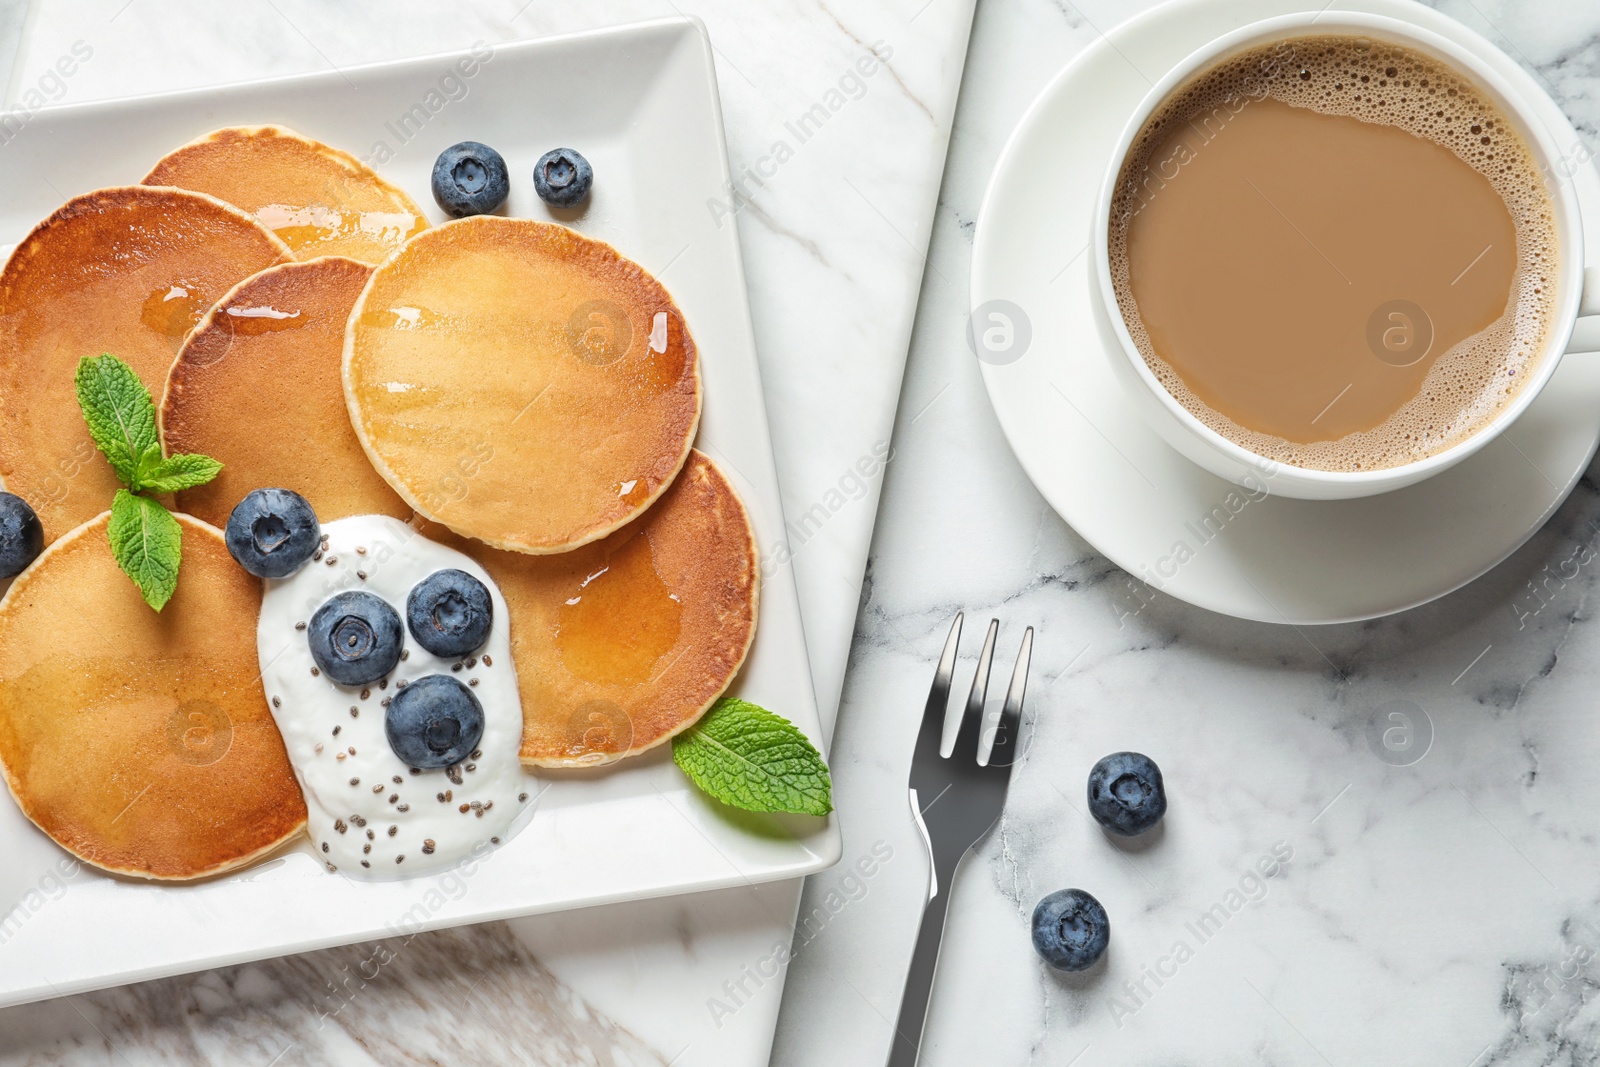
(672, 698, 833, 816)
(74, 354, 222, 610)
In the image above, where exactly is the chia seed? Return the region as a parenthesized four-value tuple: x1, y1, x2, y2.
(451, 662, 462, 672)
(469, 678, 478, 687)
(360, 688, 370, 700)
(446, 765, 463, 785)
(372, 785, 383, 794)
(334, 819, 347, 834)
(356, 546, 367, 555)
(350, 708, 359, 718)
(357, 571, 367, 580)
(490, 837, 500, 845)
(295, 622, 307, 631)
(388, 794, 398, 804)
(387, 825, 397, 837)
(313, 551, 323, 562)
(437, 792, 447, 802)
(459, 803, 470, 813)
(422, 840, 436, 854)
(465, 763, 476, 773)
(409, 768, 421, 776)
(351, 815, 367, 827)
(396, 855, 404, 864)
(333, 725, 341, 736)
(321, 842, 329, 853)
(311, 667, 320, 676)
(482, 655, 492, 667)
(363, 844, 371, 854)
(314, 743, 324, 754)
(397, 803, 409, 812)
(336, 752, 347, 761)
(381, 697, 392, 708)
(349, 777, 359, 786)
(379, 679, 388, 690)
(466, 657, 476, 669)
(271, 696, 281, 708)
(400, 650, 410, 661)
(518, 792, 528, 802)
(392, 775, 402, 784)
(471, 749, 482, 760)
(396, 679, 408, 689)
(360, 861, 370, 868)
(366, 829, 374, 840)
(325, 556, 337, 566)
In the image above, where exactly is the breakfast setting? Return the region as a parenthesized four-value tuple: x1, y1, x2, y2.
(0, 0, 1594, 1064)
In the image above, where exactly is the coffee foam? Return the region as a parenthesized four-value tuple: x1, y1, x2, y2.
(1108, 35, 1558, 472)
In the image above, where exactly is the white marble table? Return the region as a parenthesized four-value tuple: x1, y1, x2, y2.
(772, 0, 1600, 1064)
(0, 0, 974, 1064)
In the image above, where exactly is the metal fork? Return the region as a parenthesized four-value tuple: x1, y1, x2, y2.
(887, 613, 1033, 1066)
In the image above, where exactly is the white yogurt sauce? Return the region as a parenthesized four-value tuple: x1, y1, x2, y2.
(257, 515, 534, 879)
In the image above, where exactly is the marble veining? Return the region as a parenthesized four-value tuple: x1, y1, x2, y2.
(772, 0, 1600, 1064)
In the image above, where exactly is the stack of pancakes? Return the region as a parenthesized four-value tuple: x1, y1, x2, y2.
(0, 126, 759, 879)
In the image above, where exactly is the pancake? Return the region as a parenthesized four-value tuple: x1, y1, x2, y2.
(0, 511, 307, 880)
(0, 185, 292, 544)
(345, 216, 702, 555)
(143, 125, 429, 265)
(425, 450, 757, 766)
(160, 256, 411, 527)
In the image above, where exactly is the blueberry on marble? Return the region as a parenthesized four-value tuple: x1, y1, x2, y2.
(1087, 751, 1167, 836)
(225, 488, 319, 579)
(308, 591, 404, 686)
(0, 492, 42, 579)
(1031, 888, 1109, 971)
(385, 674, 485, 769)
(532, 148, 593, 208)
(432, 141, 510, 217)
(406, 568, 493, 658)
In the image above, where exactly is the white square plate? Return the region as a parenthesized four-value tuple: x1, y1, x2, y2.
(0, 17, 839, 1006)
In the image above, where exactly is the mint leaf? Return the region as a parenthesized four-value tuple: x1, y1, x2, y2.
(140, 453, 223, 494)
(75, 354, 158, 489)
(108, 489, 182, 611)
(672, 698, 833, 815)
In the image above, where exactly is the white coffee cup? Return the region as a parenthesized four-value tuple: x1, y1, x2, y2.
(1091, 11, 1600, 501)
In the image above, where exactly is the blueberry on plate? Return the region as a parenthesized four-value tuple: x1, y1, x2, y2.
(225, 488, 319, 579)
(1032, 888, 1110, 971)
(0, 492, 42, 579)
(407, 568, 492, 658)
(432, 141, 510, 218)
(385, 674, 485, 769)
(308, 591, 404, 686)
(1087, 751, 1167, 836)
(532, 147, 593, 208)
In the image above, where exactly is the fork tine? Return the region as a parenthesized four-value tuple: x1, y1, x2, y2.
(913, 613, 963, 764)
(981, 626, 1032, 768)
(952, 619, 999, 760)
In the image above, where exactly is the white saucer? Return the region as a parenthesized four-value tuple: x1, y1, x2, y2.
(972, 0, 1600, 625)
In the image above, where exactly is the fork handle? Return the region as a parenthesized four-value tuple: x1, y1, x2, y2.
(886, 873, 954, 1067)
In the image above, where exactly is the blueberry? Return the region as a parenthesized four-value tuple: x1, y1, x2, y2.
(308, 591, 404, 686)
(385, 674, 485, 769)
(0, 493, 42, 579)
(225, 488, 319, 579)
(1032, 888, 1110, 971)
(1087, 751, 1167, 836)
(532, 148, 593, 208)
(406, 569, 492, 658)
(431, 141, 510, 218)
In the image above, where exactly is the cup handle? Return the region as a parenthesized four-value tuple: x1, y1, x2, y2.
(1567, 266, 1600, 354)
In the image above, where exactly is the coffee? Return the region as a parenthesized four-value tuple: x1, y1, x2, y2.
(1108, 35, 1557, 472)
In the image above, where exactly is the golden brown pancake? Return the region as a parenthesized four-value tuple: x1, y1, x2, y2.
(143, 125, 429, 265)
(0, 185, 292, 544)
(160, 256, 411, 528)
(0, 512, 307, 880)
(425, 451, 756, 766)
(345, 216, 702, 555)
